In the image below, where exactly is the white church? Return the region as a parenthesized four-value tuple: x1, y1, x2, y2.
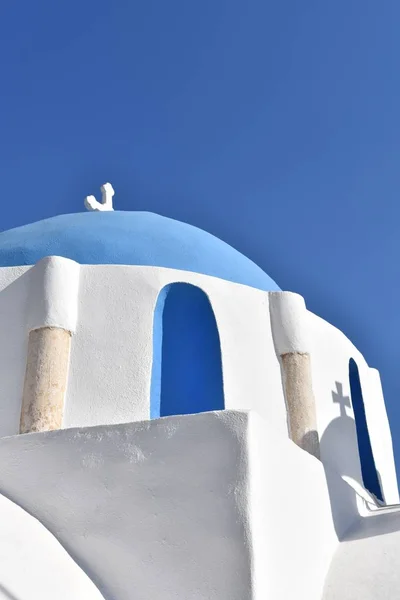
(0, 183, 398, 599)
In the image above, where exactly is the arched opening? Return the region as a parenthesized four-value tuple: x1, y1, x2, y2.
(349, 358, 383, 502)
(151, 283, 224, 419)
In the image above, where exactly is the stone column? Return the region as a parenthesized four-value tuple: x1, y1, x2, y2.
(20, 327, 72, 433)
(20, 257, 80, 434)
(269, 292, 320, 459)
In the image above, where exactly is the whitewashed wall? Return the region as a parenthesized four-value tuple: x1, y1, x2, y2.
(0, 259, 396, 505)
(323, 508, 400, 600)
(68, 264, 286, 432)
(0, 260, 287, 435)
(0, 492, 104, 599)
(308, 312, 399, 505)
(0, 410, 353, 600)
(0, 259, 398, 599)
(0, 412, 253, 600)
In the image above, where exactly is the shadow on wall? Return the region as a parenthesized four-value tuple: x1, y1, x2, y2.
(150, 283, 224, 419)
(0, 584, 19, 600)
(317, 359, 385, 540)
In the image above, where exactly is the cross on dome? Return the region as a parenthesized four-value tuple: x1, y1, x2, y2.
(84, 183, 115, 212)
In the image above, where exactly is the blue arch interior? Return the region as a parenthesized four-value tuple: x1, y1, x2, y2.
(349, 358, 384, 502)
(150, 283, 224, 419)
(0, 211, 280, 292)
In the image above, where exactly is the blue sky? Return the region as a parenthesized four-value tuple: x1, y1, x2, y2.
(1, 3, 400, 463)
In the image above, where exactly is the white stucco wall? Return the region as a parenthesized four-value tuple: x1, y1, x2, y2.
(27, 256, 80, 333)
(248, 411, 350, 600)
(0, 260, 396, 507)
(0, 259, 398, 598)
(0, 262, 287, 435)
(323, 508, 400, 599)
(0, 492, 104, 599)
(0, 410, 358, 600)
(0, 266, 31, 437)
(308, 312, 398, 505)
(0, 412, 253, 600)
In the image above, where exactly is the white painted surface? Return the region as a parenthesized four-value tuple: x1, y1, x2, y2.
(323, 509, 400, 599)
(0, 492, 104, 599)
(0, 263, 285, 436)
(0, 407, 396, 600)
(365, 368, 399, 504)
(65, 265, 287, 433)
(84, 182, 115, 211)
(249, 411, 345, 600)
(0, 412, 253, 600)
(0, 261, 396, 507)
(0, 410, 361, 600)
(309, 311, 399, 506)
(28, 256, 80, 333)
(0, 258, 397, 598)
(0, 265, 31, 437)
(269, 291, 310, 354)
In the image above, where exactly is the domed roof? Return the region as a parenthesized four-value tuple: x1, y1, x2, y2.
(0, 211, 280, 291)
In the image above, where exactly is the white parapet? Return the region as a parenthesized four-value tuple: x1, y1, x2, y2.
(0, 410, 343, 600)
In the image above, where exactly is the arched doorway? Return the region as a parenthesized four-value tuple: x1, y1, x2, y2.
(349, 358, 383, 502)
(151, 283, 224, 419)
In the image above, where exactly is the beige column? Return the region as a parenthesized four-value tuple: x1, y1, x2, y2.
(20, 256, 80, 434)
(269, 292, 320, 459)
(20, 327, 72, 434)
(281, 352, 320, 459)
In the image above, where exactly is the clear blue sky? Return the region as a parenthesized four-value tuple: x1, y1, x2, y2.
(1, 3, 400, 464)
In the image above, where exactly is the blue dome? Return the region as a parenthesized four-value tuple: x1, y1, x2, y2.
(0, 211, 280, 291)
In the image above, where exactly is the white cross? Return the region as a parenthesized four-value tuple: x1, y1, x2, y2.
(84, 183, 115, 212)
